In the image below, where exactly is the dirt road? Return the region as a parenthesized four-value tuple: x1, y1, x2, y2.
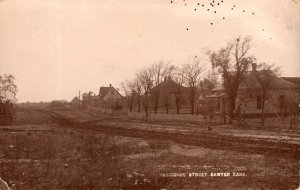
(40, 109, 300, 159)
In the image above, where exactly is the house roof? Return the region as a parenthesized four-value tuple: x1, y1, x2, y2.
(213, 71, 299, 92)
(242, 72, 298, 90)
(71, 96, 79, 102)
(207, 92, 227, 98)
(281, 77, 300, 88)
(151, 78, 188, 95)
(99, 86, 123, 98)
(99, 87, 112, 97)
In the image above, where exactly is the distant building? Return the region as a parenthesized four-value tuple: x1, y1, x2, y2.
(154, 76, 190, 113)
(87, 84, 124, 108)
(131, 76, 190, 114)
(71, 96, 80, 107)
(99, 84, 123, 102)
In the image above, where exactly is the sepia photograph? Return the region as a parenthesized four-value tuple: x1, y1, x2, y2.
(0, 0, 300, 189)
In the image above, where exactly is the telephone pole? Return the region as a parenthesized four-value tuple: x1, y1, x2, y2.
(79, 90, 81, 109)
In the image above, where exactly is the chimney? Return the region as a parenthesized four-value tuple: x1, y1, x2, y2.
(252, 63, 257, 72)
(109, 84, 112, 87)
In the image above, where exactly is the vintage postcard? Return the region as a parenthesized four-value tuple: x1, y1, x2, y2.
(0, 0, 299, 189)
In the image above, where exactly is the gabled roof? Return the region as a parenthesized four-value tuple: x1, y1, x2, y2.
(213, 71, 299, 92)
(151, 78, 188, 95)
(99, 86, 123, 98)
(71, 96, 79, 102)
(281, 77, 300, 88)
(99, 87, 112, 97)
(242, 72, 298, 90)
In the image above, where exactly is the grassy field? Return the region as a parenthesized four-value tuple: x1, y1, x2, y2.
(0, 108, 298, 189)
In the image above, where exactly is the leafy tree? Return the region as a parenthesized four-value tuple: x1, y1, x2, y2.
(209, 36, 255, 123)
(0, 74, 17, 103)
(82, 91, 94, 108)
(198, 74, 218, 130)
(150, 60, 172, 114)
(0, 74, 17, 117)
(199, 77, 217, 97)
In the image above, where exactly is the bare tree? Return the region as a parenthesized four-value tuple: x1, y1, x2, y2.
(198, 98, 216, 130)
(284, 91, 299, 128)
(150, 60, 171, 114)
(183, 57, 206, 115)
(237, 88, 252, 121)
(172, 67, 185, 114)
(163, 94, 171, 114)
(209, 36, 255, 123)
(132, 76, 143, 113)
(138, 69, 153, 120)
(121, 81, 136, 112)
(253, 63, 280, 126)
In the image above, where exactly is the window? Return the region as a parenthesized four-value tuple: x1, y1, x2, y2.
(279, 95, 285, 109)
(257, 95, 262, 109)
(217, 97, 220, 110)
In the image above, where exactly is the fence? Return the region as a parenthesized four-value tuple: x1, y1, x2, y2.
(127, 112, 221, 124)
(87, 106, 113, 114)
(88, 105, 222, 124)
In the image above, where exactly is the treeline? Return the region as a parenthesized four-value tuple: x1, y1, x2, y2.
(121, 36, 299, 127)
(121, 36, 257, 120)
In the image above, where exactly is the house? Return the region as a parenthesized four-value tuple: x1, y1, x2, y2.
(155, 76, 190, 113)
(99, 84, 123, 101)
(77, 84, 124, 109)
(97, 84, 123, 108)
(71, 96, 80, 107)
(131, 76, 190, 114)
(208, 64, 300, 119)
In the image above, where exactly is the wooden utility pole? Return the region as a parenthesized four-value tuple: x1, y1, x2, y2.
(79, 90, 81, 109)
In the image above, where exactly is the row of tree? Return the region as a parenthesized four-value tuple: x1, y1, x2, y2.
(121, 58, 215, 117)
(122, 37, 255, 120)
(121, 36, 299, 127)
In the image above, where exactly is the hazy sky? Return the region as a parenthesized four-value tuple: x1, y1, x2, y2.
(0, 0, 299, 102)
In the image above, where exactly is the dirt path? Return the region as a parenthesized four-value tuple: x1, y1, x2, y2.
(41, 109, 300, 159)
